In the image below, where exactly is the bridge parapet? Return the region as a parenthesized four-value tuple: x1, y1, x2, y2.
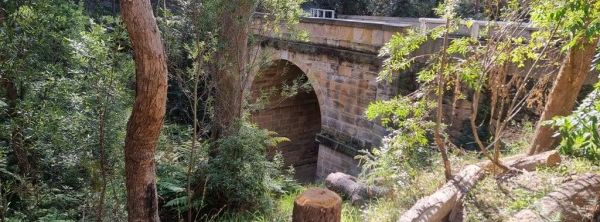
(254, 13, 537, 54)
(253, 13, 412, 53)
(251, 13, 545, 180)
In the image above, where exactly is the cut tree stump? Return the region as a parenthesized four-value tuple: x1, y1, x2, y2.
(292, 188, 342, 222)
(325, 172, 391, 205)
(399, 150, 562, 222)
(508, 173, 600, 222)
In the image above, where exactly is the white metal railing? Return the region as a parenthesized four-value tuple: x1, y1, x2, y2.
(309, 8, 335, 19)
(418, 18, 536, 39)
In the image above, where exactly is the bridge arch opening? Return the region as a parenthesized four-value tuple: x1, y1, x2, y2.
(250, 60, 321, 182)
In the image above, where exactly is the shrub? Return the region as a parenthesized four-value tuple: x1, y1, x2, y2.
(206, 121, 297, 212)
(551, 86, 600, 162)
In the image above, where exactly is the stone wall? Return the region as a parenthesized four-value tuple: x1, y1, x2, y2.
(251, 15, 599, 181)
(316, 144, 361, 180)
(251, 20, 464, 180)
(250, 60, 321, 182)
(249, 42, 399, 180)
(253, 13, 410, 54)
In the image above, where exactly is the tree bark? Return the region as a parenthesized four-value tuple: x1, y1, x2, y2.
(398, 165, 485, 222)
(211, 1, 256, 139)
(508, 173, 600, 222)
(399, 150, 561, 222)
(1, 77, 31, 177)
(325, 172, 390, 206)
(120, 0, 168, 221)
(529, 37, 600, 155)
(435, 18, 453, 181)
(503, 150, 561, 171)
(293, 188, 342, 222)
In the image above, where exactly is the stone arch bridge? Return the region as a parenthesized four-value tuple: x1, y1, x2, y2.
(247, 15, 536, 182)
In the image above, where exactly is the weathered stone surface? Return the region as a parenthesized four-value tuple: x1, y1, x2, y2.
(250, 60, 321, 183)
(249, 44, 394, 181)
(250, 15, 598, 182)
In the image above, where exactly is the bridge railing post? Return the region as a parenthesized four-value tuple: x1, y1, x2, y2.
(308, 8, 336, 19)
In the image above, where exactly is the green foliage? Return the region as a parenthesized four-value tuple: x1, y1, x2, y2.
(525, 3, 600, 163)
(155, 0, 308, 219)
(206, 121, 297, 212)
(259, 0, 308, 39)
(359, 97, 436, 188)
(247, 69, 313, 114)
(507, 188, 545, 212)
(213, 187, 364, 222)
(530, 0, 600, 51)
(1, 1, 132, 220)
(308, 0, 372, 15)
(359, 0, 461, 190)
(378, 29, 429, 82)
(360, 0, 561, 197)
(551, 85, 600, 162)
(369, 0, 439, 17)
(155, 122, 300, 218)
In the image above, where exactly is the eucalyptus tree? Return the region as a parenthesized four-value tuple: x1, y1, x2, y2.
(529, 0, 600, 154)
(119, 0, 168, 221)
(152, 1, 307, 219)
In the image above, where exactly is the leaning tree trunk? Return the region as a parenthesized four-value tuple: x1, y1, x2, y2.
(508, 173, 600, 222)
(211, 0, 255, 139)
(399, 150, 561, 222)
(529, 37, 600, 155)
(399, 165, 485, 222)
(120, 0, 168, 221)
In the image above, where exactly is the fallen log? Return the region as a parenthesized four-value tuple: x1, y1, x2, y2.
(508, 173, 600, 222)
(399, 165, 484, 222)
(478, 150, 561, 172)
(292, 188, 342, 222)
(324, 172, 390, 205)
(399, 150, 561, 222)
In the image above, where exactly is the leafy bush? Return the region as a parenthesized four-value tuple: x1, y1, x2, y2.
(1, 1, 133, 220)
(156, 121, 299, 218)
(206, 122, 297, 212)
(358, 97, 436, 189)
(552, 86, 600, 162)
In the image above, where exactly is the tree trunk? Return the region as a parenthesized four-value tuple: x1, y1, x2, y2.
(1, 77, 31, 177)
(503, 150, 561, 171)
(529, 37, 599, 155)
(211, 1, 255, 139)
(120, 0, 168, 221)
(508, 173, 600, 222)
(399, 165, 485, 222)
(293, 188, 342, 222)
(325, 172, 390, 206)
(435, 18, 453, 181)
(399, 150, 561, 222)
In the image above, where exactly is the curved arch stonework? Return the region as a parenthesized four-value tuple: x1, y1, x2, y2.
(249, 58, 323, 182)
(249, 43, 398, 180)
(249, 16, 582, 181)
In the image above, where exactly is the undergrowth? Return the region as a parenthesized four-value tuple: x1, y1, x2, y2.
(212, 186, 363, 222)
(461, 122, 599, 221)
